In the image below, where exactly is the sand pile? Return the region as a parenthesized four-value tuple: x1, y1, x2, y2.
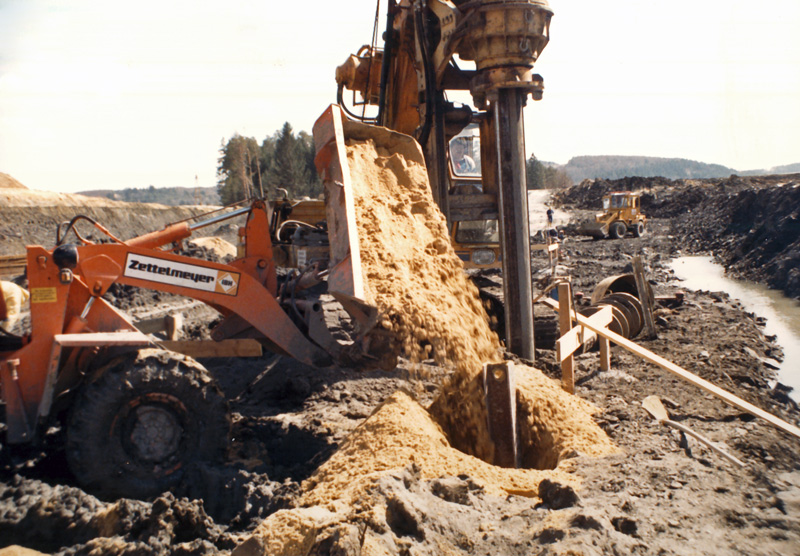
(0, 187, 144, 208)
(188, 236, 237, 259)
(301, 387, 614, 508)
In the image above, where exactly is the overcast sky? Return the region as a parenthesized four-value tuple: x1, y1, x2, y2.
(1, 0, 799, 194)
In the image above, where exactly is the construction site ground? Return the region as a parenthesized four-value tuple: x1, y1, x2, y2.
(1, 174, 800, 555)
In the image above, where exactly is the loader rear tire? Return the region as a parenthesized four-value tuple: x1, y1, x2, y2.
(633, 222, 645, 237)
(609, 221, 626, 239)
(66, 348, 229, 500)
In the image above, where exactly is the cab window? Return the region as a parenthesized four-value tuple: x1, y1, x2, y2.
(455, 220, 499, 244)
(448, 126, 482, 177)
(610, 195, 628, 209)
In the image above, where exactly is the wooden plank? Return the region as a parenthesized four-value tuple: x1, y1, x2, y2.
(558, 283, 575, 393)
(555, 305, 612, 363)
(135, 313, 183, 340)
(160, 339, 263, 358)
(531, 242, 559, 253)
(542, 297, 800, 440)
(54, 331, 152, 347)
(557, 327, 595, 362)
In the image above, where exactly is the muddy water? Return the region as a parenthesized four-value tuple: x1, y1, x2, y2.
(670, 256, 800, 397)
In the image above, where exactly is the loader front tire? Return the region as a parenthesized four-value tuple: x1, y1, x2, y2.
(66, 349, 229, 500)
(609, 221, 626, 239)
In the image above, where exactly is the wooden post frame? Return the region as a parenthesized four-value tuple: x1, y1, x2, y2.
(543, 297, 800, 440)
(556, 305, 613, 382)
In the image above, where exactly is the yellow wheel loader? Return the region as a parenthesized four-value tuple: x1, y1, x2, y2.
(579, 192, 647, 239)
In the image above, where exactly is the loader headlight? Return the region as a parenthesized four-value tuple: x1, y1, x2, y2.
(472, 249, 496, 266)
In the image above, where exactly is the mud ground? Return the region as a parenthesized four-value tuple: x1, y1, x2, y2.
(2, 179, 800, 555)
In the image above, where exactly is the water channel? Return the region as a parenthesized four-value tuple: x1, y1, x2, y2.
(669, 256, 800, 399)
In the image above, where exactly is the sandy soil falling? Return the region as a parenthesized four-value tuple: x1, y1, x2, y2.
(345, 136, 502, 376)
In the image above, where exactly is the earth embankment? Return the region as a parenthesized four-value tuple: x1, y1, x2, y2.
(0, 185, 233, 256)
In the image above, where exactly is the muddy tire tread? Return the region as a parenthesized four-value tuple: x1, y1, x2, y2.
(66, 348, 229, 499)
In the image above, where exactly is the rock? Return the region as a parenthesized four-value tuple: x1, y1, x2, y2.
(611, 516, 638, 536)
(385, 495, 425, 540)
(232, 506, 340, 556)
(536, 527, 565, 544)
(538, 479, 580, 509)
(570, 513, 605, 530)
(309, 523, 362, 556)
(430, 477, 471, 506)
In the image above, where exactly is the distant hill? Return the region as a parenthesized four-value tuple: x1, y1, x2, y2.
(79, 185, 220, 206)
(562, 156, 736, 183)
(745, 162, 800, 176)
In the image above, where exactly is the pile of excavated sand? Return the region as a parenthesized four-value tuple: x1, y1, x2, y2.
(188, 236, 237, 259)
(240, 385, 614, 555)
(301, 386, 615, 508)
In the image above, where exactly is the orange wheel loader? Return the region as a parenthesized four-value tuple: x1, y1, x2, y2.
(0, 199, 381, 499)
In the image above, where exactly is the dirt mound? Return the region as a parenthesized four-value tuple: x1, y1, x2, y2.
(677, 178, 800, 299)
(553, 175, 677, 210)
(0, 186, 239, 256)
(189, 236, 237, 260)
(0, 173, 27, 190)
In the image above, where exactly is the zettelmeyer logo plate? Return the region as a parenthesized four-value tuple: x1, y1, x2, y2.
(124, 253, 240, 296)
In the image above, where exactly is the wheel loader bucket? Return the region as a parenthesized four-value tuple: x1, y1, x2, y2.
(578, 220, 607, 239)
(312, 105, 407, 368)
(312, 104, 424, 302)
(312, 105, 367, 301)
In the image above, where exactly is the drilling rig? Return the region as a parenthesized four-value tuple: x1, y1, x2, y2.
(334, 0, 553, 360)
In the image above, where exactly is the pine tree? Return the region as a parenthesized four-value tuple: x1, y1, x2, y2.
(216, 134, 261, 204)
(263, 123, 322, 198)
(526, 154, 546, 189)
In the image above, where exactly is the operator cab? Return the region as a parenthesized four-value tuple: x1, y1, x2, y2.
(447, 124, 501, 268)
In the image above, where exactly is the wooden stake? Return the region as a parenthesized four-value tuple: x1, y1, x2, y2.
(599, 336, 610, 372)
(558, 282, 574, 394)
